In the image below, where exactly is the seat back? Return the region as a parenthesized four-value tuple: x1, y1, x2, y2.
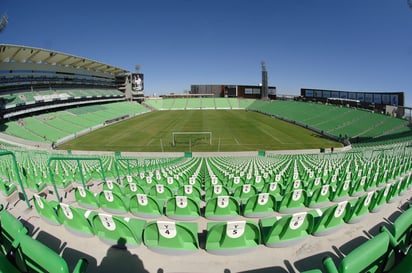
(56, 203, 95, 237)
(204, 196, 240, 220)
(260, 212, 313, 247)
(165, 196, 200, 220)
(243, 193, 278, 218)
(92, 213, 145, 247)
(279, 189, 307, 213)
(33, 194, 61, 225)
(98, 190, 128, 214)
(0, 207, 28, 256)
(128, 194, 162, 218)
(74, 186, 99, 209)
(143, 221, 199, 254)
(310, 201, 348, 236)
(14, 234, 71, 273)
(332, 232, 390, 273)
(205, 220, 260, 255)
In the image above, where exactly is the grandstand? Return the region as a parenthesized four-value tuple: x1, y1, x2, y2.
(0, 45, 412, 273)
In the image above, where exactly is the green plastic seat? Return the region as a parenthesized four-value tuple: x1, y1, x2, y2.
(232, 184, 258, 204)
(323, 232, 391, 273)
(0, 253, 20, 273)
(306, 184, 332, 208)
(143, 221, 199, 255)
(205, 220, 261, 255)
(139, 175, 155, 192)
(176, 185, 202, 201)
(344, 191, 375, 224)
(204, 185, 230, 201)
(204, 196, 240, 220)
(32, 194, 61, 226)
(226, 176, 244, 192)
(92, 213, 145, 248)
(164, 176, 181, 194)
(13, 233, 88, 273)
(278, 189, 308, 213)
(397, 176, 409, 196)
(128, 194, 163, 218)
(261, 182, 284, 198)
(204, 175, 224, 189)
(259, 212, 313, 247)
(251, 175, 265, 191)
(56, 203, 96, 237)
(381, 206, 412, 255)
(103, 180, 124, 196)
(386, 181, 400, 204)
(306, 177, 324, 192)
(388, 251, 412, 273)
(242, 193, 278, 218)
(369, 184, 391, 213)
(329, 179, 351, 202)
(284, 179, 305, 192)
(349, 175, 368, 197)
(309, 201, 349, 236)
(165, 196, 201, 220)
(0, 179, 17, 197)
(74, 186, 99, 209)
(98, 190, 128, 214)
(0, 206, 28, 256)
(148, 184, 174, 206)
(123, 182, 145, 197)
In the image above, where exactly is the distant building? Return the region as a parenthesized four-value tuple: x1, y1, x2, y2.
(190, 84, 276, 99)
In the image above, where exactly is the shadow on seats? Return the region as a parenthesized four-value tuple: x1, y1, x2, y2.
(223, 267, 289, 273)
(335, 235, 369, 257)
(19, 217, 38, 236)
(35, 230, 66, 254)
(294, 251, 336, 272)
(62, 247, 98, 273)
(366, 209, 403, 237)
(96, 238, 149, 273)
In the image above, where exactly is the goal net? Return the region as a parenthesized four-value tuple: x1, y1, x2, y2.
(172, 132, 212, 146)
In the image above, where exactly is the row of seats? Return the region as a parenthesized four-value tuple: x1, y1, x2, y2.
(31, 192, 411, 256)
(0, 205, 88, 273)
(71, 173, 410, 220)
(302, 204, 412, 273)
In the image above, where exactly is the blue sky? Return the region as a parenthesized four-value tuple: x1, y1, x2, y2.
(1, 0, 412, 105)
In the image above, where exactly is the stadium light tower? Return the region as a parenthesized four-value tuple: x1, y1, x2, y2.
(261, 61, 269, 100)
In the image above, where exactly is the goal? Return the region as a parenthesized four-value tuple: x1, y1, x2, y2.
(172, 132, 212, 146)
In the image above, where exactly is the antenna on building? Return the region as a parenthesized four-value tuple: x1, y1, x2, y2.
(0, 13, 8, 32)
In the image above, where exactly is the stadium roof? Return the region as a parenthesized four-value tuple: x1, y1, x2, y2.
(0, 44, 128, 75)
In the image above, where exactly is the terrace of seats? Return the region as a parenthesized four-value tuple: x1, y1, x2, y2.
(0, 88, 124, 108)
(2, 101, 148, 143)
(247, 100, 412, 145)
(144, 97, 244, 110)
(0, 144, 411, 273)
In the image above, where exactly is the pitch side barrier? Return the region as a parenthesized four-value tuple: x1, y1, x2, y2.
(246, 109, 343, 144)
(55, 111, 148, 147)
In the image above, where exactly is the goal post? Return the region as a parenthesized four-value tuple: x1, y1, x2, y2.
(172, 131, 212, 146)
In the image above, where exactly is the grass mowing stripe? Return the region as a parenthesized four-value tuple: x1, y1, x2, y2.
(58, 110, 342, 152)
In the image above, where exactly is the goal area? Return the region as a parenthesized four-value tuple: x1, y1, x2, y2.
(172, 131, 212, 146)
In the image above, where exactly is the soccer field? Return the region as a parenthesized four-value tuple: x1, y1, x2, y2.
(58, 110, 343, 152)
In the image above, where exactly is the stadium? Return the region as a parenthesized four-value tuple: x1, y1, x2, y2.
(0, 43, 411, 273)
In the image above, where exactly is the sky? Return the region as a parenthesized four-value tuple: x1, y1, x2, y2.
(1, 0, 412, 105)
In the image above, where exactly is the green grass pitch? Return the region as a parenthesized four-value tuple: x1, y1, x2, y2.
(58, 110, 343, 152)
